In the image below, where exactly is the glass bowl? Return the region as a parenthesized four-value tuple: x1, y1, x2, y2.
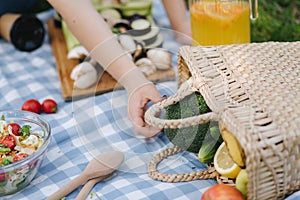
(0, 110, 51, 196)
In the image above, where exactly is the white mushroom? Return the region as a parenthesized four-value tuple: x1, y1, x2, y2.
(87, 57, 98, 67)
(135, 58, 156, 76)
(67, 45, 89, 59)
(70, 62, 98, 89)
(146, 48, 172, 70)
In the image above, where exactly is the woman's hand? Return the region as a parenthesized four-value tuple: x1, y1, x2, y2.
(128, 83, 165, 138)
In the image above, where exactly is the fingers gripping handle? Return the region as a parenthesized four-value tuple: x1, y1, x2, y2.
(145, 81, 219, 129)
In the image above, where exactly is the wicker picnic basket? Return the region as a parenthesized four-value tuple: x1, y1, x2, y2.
(145, 41, 300, 200)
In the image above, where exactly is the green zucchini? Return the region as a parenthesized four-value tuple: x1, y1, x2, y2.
(198, 137, 221, 164)
(198, 124, 223, 163)
(210, 125, 223, 144)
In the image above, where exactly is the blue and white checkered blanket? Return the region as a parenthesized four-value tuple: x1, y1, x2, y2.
(0, 1, 299, 199)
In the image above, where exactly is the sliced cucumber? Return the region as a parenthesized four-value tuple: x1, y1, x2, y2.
(126, 14, 146, 23)
(130, 19, 151, 36)
(100, 8, 122, 20)
(131, 27, 159, 45)
(145, 33, 164, 49)
(113, 20, 131, 33)
(119, 1, 152, 17)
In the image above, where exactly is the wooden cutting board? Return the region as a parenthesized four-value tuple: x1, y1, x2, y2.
(47, 19, 176, 102)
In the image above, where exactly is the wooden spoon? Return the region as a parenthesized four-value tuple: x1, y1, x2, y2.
(47, 151, 124, 200)
(75, 173, 112, 200)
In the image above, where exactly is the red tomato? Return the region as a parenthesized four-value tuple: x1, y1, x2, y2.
(22, 99, 41, 114)
(41, 99, 58, 114)
(0, 173, 7, 186)
(0, 173, 6, 182)
(8, 123, 21, 136)
(0, 135, 16, 150)
(13, 153, 29, 162)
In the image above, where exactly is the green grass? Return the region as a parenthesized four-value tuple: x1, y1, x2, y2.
(251, 0, 300, 42)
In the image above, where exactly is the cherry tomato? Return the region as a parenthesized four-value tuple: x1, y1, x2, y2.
(8, 123, 21, 136)
(0, 173, 6, 182)
(0, 135, 16, 150)
(41, 99, 58, 114)
(22, 99, 41, 114)
(0, 173, 7, 186)
(13, 153, 29, 162)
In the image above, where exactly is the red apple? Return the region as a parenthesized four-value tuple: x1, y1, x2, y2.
(201, 184, 245, 200)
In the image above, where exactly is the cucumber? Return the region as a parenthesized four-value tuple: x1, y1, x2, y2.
(100, 8, 122, 20)
(93, 0, 153, 18)
(126, 14, 146, 23)
(198, 123, 223, 163)
(130, 19, 151, 36)
(131, 27, 159, 45)
(145, 33, 163, 49)
(210, 124, 223, 144)
(198, 137, 221, 164)
(113, 20, 131, 33)
(119, 1, 152, 17)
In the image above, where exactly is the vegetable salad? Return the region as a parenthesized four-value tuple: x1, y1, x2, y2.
(0, 116, 44, 167)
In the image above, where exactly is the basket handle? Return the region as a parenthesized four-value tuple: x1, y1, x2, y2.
(146, 80, 226, 183)
(145, 80, 219, 129)
(148, 146, 219, 182)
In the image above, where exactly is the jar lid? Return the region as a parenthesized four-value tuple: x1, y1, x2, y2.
(10, 14, 45, 52)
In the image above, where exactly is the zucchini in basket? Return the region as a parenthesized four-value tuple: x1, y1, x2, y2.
(198, 124, 223, 163)
(164, 92, 212, 153)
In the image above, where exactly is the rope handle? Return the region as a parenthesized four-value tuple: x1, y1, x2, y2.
(145, 80, 219, 129)
(148, 146, 219, 182)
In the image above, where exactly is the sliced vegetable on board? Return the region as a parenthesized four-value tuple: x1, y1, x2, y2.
(130, 18, 151, 36)
(118, 1, 153, 17)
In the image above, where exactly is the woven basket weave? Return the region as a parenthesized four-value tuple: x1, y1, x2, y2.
(145, 41, 300, 200)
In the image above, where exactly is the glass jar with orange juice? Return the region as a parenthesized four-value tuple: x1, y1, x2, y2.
(189, 0, 258, 46)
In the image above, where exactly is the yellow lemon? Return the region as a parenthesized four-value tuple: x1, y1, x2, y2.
(214, 142, 241, 179)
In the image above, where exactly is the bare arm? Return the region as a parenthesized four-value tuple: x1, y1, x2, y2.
(47, 0, 163, 137)
(161, 0, 192, 44)
(48, 0, 136, 80)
